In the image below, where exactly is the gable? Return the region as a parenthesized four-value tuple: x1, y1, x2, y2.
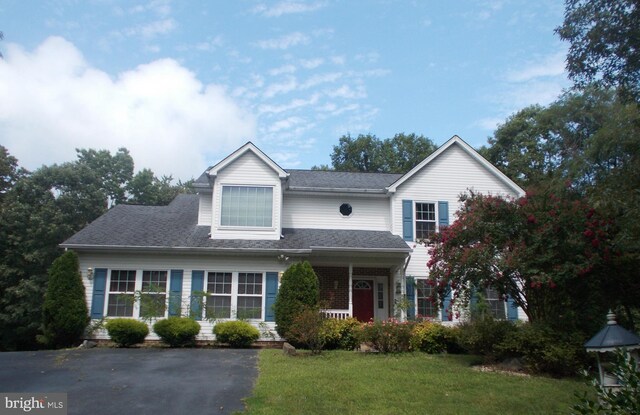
(207, 142, 288, 180)
(388, 135, 524, 197)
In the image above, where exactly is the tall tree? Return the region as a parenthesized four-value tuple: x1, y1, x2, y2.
(557, 0, 640, 102)
(329, 133, 437, 173)
(127, 169, 193, 206)
(76, 147, 134, 207)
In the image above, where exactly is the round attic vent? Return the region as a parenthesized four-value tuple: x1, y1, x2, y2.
(339, 203, 352, 217)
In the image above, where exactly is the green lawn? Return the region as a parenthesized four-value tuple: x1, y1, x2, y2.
(242, 350, 588, 415)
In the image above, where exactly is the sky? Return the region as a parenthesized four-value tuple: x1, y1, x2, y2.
(0, 0, 570, 181)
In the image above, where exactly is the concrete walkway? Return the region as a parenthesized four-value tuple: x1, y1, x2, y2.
(0, 348, 258, 415)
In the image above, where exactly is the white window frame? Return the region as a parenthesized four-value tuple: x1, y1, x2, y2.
(139, 270, 169, 318)
(204, 271, 265, 321)
(415, 201, 438, 240)
(106, 269, 170, 319)
(219, 185, 274, 228)
(415, 279, 438, 319)
(485, 288, 507, 320)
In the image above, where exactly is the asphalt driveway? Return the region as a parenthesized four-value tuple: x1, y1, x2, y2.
(0, 348, 258, 415)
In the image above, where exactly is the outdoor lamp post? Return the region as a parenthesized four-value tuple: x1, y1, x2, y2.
(584, 310, 640, 390)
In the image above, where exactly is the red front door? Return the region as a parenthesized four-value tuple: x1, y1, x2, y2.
(353, 280, 374, 322)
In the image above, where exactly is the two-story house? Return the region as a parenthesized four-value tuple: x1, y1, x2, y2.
(61, 135, 525, 341)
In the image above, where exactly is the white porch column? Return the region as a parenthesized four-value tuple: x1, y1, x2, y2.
(348, 263, 353, 317)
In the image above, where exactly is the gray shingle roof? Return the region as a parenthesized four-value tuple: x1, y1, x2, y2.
(192, 168, 402, 192)
(61, 194, 409, 253)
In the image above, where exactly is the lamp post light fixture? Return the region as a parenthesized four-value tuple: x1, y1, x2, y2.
(584, 310, 640, 391)
(86, 267, 94, 281)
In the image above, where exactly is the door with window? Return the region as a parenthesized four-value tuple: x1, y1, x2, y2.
(352, 279, 374, 322)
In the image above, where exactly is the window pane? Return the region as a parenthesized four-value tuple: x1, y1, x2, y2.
(416, 221, 436, 239)
(206, 296, 231, 319)
(237, 296, 262, 319)
(238, 272, 262, 295)
(107, 294, 134, 317)
(416, 280, 437, 318)
(140, 294, 166, 318)
(109, 270, 136, 292)
(142, 270, 167, 292)
(486, 288, 506, 319)
(207, 272, 232, 294)
(415, 203, 436, 239)
(221, 186, 273, 227)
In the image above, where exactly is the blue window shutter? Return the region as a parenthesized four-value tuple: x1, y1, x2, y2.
(406, 278, 415, 320)
(438, 201, 449, 228)
(169, 270, 183, 317)
(90, 268, 108, 318)
(441, 290, 452, 321)
(264, 272, 279, 322)
(506, 295, 518, 321)
(402, 200, 414, 241)
(190, 270, 204, 321)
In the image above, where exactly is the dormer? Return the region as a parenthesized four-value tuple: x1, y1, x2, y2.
(197, 142, 288, 241)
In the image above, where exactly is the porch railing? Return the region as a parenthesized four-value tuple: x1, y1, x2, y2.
(321, 309, 351, 320)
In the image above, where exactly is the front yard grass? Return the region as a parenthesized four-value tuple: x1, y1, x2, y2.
(242, 350, 588, 415)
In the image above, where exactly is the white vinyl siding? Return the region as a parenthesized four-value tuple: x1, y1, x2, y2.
(211, 151, 282, 240)
(282, 194, 390, 230)
(197, 192, 213, 226)
(79, 252, 286, 341)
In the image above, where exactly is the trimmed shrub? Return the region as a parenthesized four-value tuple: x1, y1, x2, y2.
(273, 261, 319, 338)
(105, 318, 149, 347)
(286, 307, 325, 354)
(213, 321, 260, 348)
(357, 318, 415, 353)
(320, 318, 361, 350)
(41, 251, 89, 348)
(410, 321, 458, 354)
(496, 322, 587, 377)
(153, 317, 200, 347)
(456, 317, 516, 361)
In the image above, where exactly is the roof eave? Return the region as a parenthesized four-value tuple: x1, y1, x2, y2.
(60, 244, 311, 255)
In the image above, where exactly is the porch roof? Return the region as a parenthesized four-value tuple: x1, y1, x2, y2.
(61, 194, 410, 255)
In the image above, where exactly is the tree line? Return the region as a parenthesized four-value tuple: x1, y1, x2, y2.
(0, 147, 191, 350)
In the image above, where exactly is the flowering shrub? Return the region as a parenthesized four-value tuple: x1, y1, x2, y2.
(286, 307, 325, 354)
(320, 317, 361, 350)
(357, 318, 414, 353)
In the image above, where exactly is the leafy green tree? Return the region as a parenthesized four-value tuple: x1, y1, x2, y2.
(0, 145, 25, 200)
(76, 147, 134, 207)
(427, 189, 613, 334)
(40, 251, 89, 348)
(128, 168, 193, 206)
(273, 261, 320, 338)
(557, 0, 640, 102)
(329, 133, 437, 173)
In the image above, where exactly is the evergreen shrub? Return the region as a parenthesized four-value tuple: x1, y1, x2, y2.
(105, 318, 149, 347)
(41, 251, 89, 348)
(213, 320, 260, 348)
(410, 321, 459, 353)
(153, 317, 200, 347)
(273, 261, 319, 338)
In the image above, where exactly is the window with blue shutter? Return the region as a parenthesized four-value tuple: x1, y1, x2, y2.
(90, 268, 108, 318)
(507, 295, 518, 321)
(168, 270, 183, 317)
(190, 270, 204, 321)
(406, 278, 416, 320)
(264, 272, 279, 322)
(402, 200, 413, 241)
(442, 290, 452, 321)
(438, 201, 449, 228)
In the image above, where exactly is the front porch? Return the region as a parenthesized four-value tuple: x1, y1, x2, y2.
(313, 265, 404, 322)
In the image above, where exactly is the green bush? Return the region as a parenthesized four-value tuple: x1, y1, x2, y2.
(496, 322, 587, 377)
(153, 317, 200, 347)
(273, 261, 319, 338)
(357, 318, 415, 353)
(41, 251, 89, 348)
(320, 318, 361, 350)
(410, 321, 459, 354)
(105, 318, 149, 347)
(456, 318, 516, 361)
(213, 320, 260, 348)
(286, 307, 325, 354)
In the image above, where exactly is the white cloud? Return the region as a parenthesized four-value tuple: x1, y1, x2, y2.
(255, 32, 310, 50)
(299, 58, 324, 69)
(123, 18, 176, 38)
(263, 76, 298, 98)
(0, 37, 256, 180)
(269, 64, 297, 76)
(506, 51, 567, 82)
(252, 1, 326, 17)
